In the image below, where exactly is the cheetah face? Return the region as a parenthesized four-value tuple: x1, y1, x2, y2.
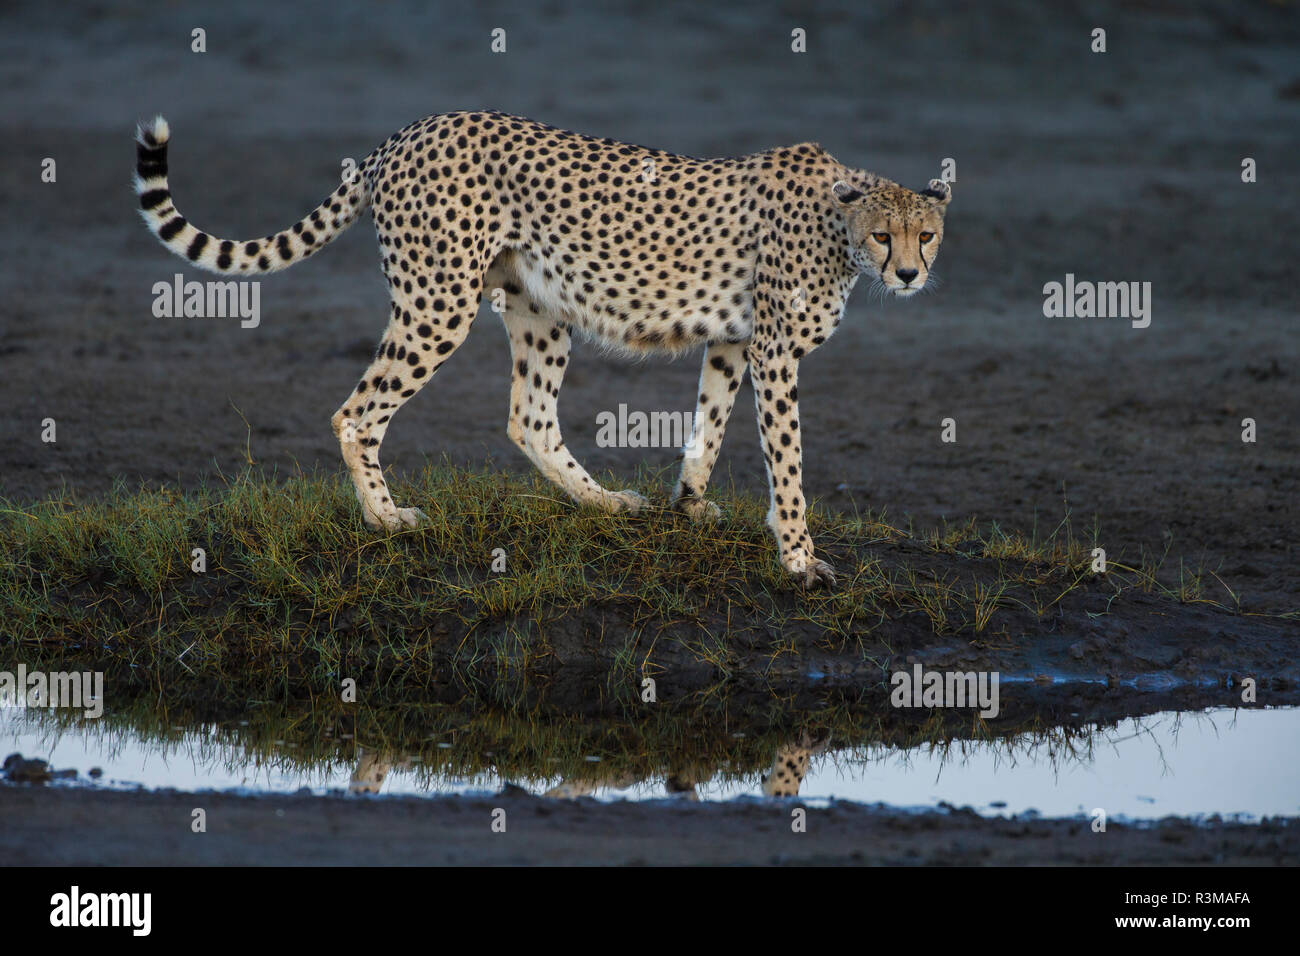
(831, 178, 952, 297)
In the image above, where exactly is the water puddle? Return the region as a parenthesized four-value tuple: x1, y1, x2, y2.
(3, 705, 1296, 820)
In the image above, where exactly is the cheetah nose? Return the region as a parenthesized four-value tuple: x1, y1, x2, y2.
(896, 268, 919, 284)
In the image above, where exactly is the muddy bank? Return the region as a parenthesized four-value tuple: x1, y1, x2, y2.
(536, 569, 1300, 700)
(1, 784, 1293, 866)
(15, 569, 1300, 716)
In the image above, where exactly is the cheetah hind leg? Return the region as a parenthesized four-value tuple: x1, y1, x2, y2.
(332, 288, 481, 530)
(332, 406, 428, 530)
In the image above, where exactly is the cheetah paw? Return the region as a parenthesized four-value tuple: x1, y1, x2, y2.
(603, 489, 650, 514)
(786, 556, 837, 589)
(364, 505, 429, 531)
(797, 730, 833, 753)
(673, 496, 722, 523)
(394, 506, 429, 528)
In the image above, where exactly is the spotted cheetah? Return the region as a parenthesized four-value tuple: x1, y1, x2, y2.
(135, 111, 951, 587)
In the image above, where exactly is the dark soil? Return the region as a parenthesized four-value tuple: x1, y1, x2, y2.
(1, 785, 1294, 865)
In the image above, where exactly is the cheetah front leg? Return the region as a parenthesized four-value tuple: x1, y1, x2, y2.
(671, 341, 747, 523)
(747, 342, 836, 589)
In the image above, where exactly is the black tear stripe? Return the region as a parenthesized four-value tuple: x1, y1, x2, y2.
(139, 188, 170, 210)
(158, 216, 187, 241)
(186, 232, 209, 260)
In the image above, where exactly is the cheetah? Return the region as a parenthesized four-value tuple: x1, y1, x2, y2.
(135, 111, 951, 587)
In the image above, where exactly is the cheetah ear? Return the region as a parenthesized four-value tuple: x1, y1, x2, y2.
(831, 180, 864, 205)
(919, 178, 952, 207)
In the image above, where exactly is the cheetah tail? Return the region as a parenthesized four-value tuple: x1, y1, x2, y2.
(133, 116, 372, 275)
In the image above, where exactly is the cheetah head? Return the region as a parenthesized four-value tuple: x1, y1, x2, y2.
(831, 177, 952, 297)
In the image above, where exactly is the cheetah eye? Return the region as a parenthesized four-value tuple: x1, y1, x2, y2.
(871, 232, 890, 244)
(919, 232, 934, 244)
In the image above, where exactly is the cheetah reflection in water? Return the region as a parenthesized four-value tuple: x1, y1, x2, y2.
(348, 734, 830, 799)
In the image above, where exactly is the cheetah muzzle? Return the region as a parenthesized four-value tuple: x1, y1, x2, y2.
(135, 111, 951, 590)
